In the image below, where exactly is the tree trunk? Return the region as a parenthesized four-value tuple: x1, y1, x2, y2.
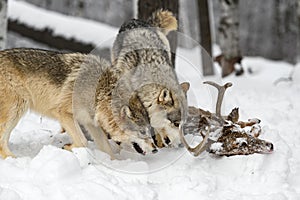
(0, 0, 8, 49)
(138, 0, 179, 67)
(197, 0, 214, 76)
(217, 0, 243, 77)
(297, 0, 300, 61)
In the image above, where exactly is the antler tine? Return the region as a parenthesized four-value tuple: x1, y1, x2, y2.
(179, 124, 210, 156)
(203, 81, 232, 117)
(179, 81, 232, 156)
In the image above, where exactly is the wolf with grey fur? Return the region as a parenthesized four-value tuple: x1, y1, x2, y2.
(111, 10, 188, 149)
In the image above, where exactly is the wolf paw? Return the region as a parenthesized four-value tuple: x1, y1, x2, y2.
(0, 148, 16, 159)
(62, 143, 73, 151)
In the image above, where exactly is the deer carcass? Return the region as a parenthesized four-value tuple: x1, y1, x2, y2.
(180, 81, 274, 157)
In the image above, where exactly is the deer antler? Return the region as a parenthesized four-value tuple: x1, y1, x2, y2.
(179, 125, 210, 156)
(180, 81, 273, 157)
(203, 81, 232, 117)
(180, 81, 233, 156)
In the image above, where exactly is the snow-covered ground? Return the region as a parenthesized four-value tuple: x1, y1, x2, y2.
(1, 1, 300, 199)
(4, 52, 300, 200)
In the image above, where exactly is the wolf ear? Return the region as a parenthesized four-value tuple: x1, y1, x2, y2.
(158, 88, 173, 104)
(148, 10, 177, 35)
(120, 105, 132, 119)
(180, 82, 190, 94)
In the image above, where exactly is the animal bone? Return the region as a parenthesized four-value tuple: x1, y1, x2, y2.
(209, 122, 273, 156)
(179, 125, 210, 157)
(204, 81, 232, 117)
(179, 81, 232, 156)
(180, 81, 274, 157)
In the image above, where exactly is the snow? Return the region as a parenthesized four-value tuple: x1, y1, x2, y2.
(8, 0, 118, 47)
(235, 138, 248, 145)
(210, 142, 223, 152)
(1, 1, 300, 199)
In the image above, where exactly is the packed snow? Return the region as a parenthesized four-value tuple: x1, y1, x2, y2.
(1, 0, 300, 199)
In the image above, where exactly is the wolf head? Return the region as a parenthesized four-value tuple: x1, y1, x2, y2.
(134, 83, 188, 148)
(153, 83, 190, 148)
(109, 80, 158, 155)
(117, 92, 157, 155)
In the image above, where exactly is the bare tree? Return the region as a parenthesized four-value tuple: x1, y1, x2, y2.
(0, 0, 7, 49)
(197, 0, 214, 76)
(138, 0, 179, 67)
(216, 0, 243, 77)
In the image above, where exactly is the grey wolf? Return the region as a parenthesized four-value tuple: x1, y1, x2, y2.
(111, 10, 188, 149)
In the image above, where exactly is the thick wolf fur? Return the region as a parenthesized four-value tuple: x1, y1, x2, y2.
(72, 55, 155, 155)
(0, 48, 155, 158)
(0, 10, 186, 158)
(111, 10, 187, 148)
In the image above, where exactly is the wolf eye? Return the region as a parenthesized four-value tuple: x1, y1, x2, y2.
(140, 130, 146, 135)
(138, 130, 149, 139)
(173, 122, 180, 127)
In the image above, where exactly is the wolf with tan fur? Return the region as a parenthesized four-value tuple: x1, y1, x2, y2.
(0, 49, 157, 158)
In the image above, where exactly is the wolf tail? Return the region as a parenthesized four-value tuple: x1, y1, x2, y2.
(148, 9, 178, 35)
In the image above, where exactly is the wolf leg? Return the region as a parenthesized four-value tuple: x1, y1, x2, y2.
(0, 96, 28, 158)
(59, 113, 88, 150)
(85, 124, 115, 159)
